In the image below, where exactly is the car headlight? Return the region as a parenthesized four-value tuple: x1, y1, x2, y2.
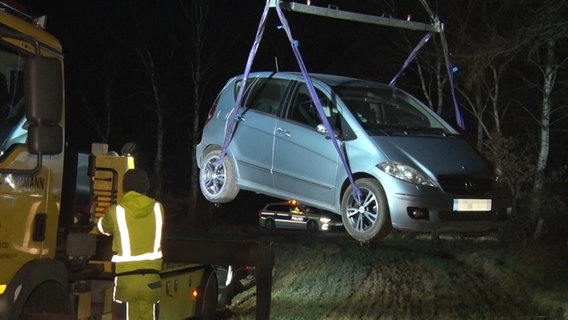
(377, 160, 437, 187)
(319, 217, 331, 223)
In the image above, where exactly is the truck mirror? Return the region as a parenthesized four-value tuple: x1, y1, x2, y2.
(28, 123, 63, 155)
(24, 56, 63, 124)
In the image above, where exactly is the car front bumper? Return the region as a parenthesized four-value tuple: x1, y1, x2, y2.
(386, 183, 512, 233)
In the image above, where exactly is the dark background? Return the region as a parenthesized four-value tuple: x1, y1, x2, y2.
(23, 0, 446, 152)
(15, 0, 568, 242)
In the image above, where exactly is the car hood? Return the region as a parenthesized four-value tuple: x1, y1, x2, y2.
(370, 135, 493, 177)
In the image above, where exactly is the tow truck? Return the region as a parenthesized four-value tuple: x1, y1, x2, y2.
(0, 2, 218, 319)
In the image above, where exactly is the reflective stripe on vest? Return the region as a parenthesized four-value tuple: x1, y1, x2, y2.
(97, 216, 110, 236)
(112, 202, 163, 263)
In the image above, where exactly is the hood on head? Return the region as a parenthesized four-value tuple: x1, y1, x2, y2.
(120, 191, 156, 219)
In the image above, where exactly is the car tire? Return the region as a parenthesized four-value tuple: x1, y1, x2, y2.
(196, 267, 218, 319)
(307, 220, 319, 233)
(265, 219, 276, 231)
(340, 178, 392, 242)
(199, 148, 239, 203)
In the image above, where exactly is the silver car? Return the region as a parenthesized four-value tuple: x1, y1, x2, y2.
(196, 72, 512, 242)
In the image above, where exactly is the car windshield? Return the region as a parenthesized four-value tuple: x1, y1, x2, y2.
(334, 85, 458, 136)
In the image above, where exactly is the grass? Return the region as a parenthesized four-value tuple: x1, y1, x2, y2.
(225, 235, 568, 319)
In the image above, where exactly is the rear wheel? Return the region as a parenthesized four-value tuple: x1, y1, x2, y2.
(307, 220, 319, 233)
(341, 178, 392, 242)
(196, 268, 218, 319)
(265, 219, 276, 231)
(199, 148, 239, 203)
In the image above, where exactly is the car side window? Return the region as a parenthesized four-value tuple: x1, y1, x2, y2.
(288, 84, 332, 128)
(243, 78, 289, 116)
(266, 204, 288, 212)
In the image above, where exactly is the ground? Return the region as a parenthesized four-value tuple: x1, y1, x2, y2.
(200, 226, 568, 320)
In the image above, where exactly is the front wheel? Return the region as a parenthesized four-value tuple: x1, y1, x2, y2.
(341, 178, 392, 242)
(199, 149, 239, 203)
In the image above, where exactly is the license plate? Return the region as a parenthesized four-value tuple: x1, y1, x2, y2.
(453, 199, 492, 212)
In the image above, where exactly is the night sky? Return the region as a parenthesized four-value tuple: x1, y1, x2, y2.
(21, 0, 447, 186)
(6, 0, 568, 241)
(15, 1, 568, 228)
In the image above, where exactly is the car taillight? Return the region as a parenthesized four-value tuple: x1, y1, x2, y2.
(204, 102, 218, 125)
(258, 211, 262, 218)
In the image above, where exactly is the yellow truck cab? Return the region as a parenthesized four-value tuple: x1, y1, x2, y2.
(0, 3, 217, 319)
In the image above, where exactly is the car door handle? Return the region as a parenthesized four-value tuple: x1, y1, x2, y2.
(277, 127, 291, 137)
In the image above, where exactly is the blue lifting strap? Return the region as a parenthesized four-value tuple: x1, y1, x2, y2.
(389, 33, 433, 87)
(389, 30, 465, 130)
(217, 0, 362, 201)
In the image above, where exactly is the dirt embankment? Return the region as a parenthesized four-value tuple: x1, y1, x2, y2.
(226, 232, 568, 319)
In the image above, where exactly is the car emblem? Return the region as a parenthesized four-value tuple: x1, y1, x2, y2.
(464, 180, 476, 191)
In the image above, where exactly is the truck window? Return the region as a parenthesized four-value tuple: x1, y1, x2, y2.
(0, 45, 26, 157)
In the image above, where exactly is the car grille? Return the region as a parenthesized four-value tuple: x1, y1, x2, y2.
(437, 175, 493, 197)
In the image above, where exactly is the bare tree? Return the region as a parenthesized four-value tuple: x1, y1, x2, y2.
(513, 1, 568, 234)
(125, 0, 179, 198)
(528, 37, 567, 235)
(100, 33, 120, 142)
(64, 13, 123, 145)
(402, 0, 567, 242)
(448, 1, 518, 137)
(178, 0, 241, 221)
(451, 0, 567, 239)
(177, 0, 216, 221)
(70, 68, 108, 143)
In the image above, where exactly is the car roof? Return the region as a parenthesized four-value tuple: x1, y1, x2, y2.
(263, 201, 292, 208)
(244, 71, 388, 88)
(263, 201, 298, 207)
(262, 202, 323, 212)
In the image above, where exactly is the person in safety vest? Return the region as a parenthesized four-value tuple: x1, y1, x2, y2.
(97, 168, 164, 320)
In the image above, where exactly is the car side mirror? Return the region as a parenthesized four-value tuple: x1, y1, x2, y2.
(316, 123, 341, 139)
